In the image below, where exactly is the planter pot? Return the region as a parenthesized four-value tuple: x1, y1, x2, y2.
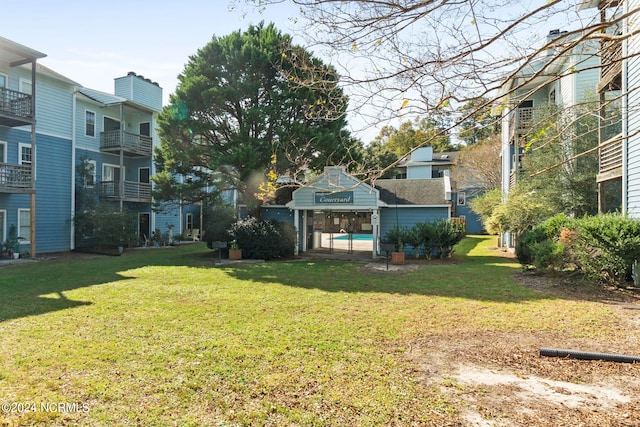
(229, 248, 242, 260)
(391, 251, 405, 265)
(12, 252, 20, 260)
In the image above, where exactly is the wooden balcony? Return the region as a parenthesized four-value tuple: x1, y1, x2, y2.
(598, 39, 622, 92)
(0, 163, 32, 193)
(100, 180, 151, 202)
(509, 107, 535, 143)
(0, 88, 33, 127)
(100, 130, 152, 157)
(597, 133, 623, 183)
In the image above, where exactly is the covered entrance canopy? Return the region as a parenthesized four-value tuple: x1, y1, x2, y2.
(286, 166, 386, 258)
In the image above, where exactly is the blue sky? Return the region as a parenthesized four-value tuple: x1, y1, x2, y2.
(4, 1, 299, 107)
(4, 1, 591, 143)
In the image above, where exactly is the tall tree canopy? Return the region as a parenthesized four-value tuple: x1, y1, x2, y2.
(154, 22, 358, 205)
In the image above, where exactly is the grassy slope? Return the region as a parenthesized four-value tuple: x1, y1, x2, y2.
(0, 237, 618, 426)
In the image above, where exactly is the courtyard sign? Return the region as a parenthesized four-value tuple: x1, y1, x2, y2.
(314, 191, 354, 204)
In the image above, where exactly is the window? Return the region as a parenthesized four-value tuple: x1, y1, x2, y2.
(102, 164, 122, 197)
(104, 117, 120, 132)
(186, 213, 193, 231)
(139, 167, 150, 184)
(84, 160, 96, 187)
(139, 122, 150, 137)
(19, 143, 32, 165)
(18, 209, 30, 243)
(0, 141, 6, 163)
(457, 192, 466, 206)
(0, 74, 6, 88)
(85, 110, 96, 137)
(103, 164, 122, 182)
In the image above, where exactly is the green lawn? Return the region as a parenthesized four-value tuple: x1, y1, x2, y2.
(0, 237, 619, 426)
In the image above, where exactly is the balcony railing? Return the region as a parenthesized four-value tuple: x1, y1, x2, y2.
(598, 39, 622, 92)
(100, 180, 151, 202)
(0, 163, 32, 193)
(509, 107, 536, 143)
(100, 130, 152, 157)
(597, 133, 623, 182)
(0, 88, 33, 127)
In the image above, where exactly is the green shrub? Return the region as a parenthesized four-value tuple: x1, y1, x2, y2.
(227, 218, 296, 260)
(74, 210, 137, 249)
(414, 220, 466, 259)
(519, 213, 640, 286)
(569, 214, 640, 285)
(516, 213, 571, 266)
(382, 226, 410, 252)
(529, 240, 566, 270)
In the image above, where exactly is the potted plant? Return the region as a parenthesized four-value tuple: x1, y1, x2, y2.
(4, 225, 22, 259)
(383, 226, 406, 265)
(228, 240, 242, 260)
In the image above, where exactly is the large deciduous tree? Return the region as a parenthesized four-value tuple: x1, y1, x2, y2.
(154, 22, 358, 206)
(241, 0, 630, 179)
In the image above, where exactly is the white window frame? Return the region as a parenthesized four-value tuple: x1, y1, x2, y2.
(102, 163, 123, 182)
(85, 110, 96, 138)
(0, 209, 6, 243)
(18, 143, 32, 165)
(85, 160, 97, 187)
(0, 73, 7, 89)
(17, 208, 30, 244)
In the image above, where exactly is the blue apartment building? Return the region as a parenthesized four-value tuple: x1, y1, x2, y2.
(0, 36, 167, 257)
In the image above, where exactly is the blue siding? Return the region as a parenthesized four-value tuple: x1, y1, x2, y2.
(155, 205, 181, 236)
(114, 74, 162, 112)
(261, 206, 294, 224)
(35, 133, 73, 253)
(627, 11, 640, 217)
(380, 207, 450, 256)
(35, 75, 74, 138)
(453, 189, 484, 234)
(0, 129, 73, 253)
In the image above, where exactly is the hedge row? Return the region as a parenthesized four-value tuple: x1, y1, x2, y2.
(517, 213, 640, 286)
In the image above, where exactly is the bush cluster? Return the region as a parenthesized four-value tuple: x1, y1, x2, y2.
(383, 220, 466, 259)
(518, 213, 640, 286)
(227, 218, 296, 260)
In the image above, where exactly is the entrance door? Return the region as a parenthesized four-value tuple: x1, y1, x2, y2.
(139, 213, 150, 243)
(103, 164, 122, 196)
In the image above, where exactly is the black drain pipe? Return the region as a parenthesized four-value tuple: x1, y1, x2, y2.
(540, 348, 640, 364)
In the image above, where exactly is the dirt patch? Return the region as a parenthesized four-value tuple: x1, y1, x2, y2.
(409, 331, 640, 426)
(408, 274, 640, 426)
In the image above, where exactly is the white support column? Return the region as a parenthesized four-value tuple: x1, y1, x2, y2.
(371, 209, 380, 259)
(293, 209, 300, 255)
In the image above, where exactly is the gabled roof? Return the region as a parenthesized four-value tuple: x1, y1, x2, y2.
(36, 63, 80, 86)
(375, 178, 448, 205)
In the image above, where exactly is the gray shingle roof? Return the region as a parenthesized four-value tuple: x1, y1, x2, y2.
(375, 178, 448, 205)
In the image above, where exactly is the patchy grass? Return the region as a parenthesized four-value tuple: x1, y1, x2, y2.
(0, 237, 633, 426)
